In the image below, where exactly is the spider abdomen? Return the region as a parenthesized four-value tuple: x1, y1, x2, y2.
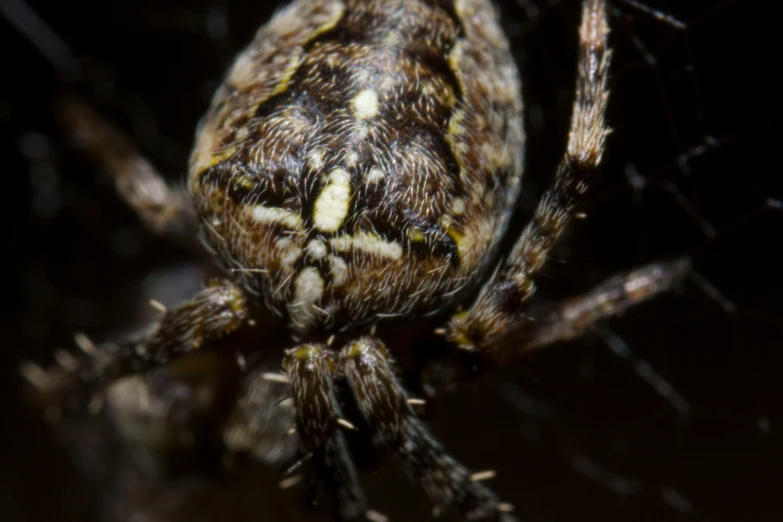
(188, 0, 524, 335)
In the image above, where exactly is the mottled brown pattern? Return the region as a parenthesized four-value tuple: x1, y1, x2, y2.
(24, 2, 697, 521)
(189, 0, 524, 335)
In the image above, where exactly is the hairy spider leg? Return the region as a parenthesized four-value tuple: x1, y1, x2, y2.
(446, 0, 612, 352)
(425, 258, 691, 402)
(22, 279, 250, 411)
(283, 344, 368, 522)
(339, 337, 517, 522)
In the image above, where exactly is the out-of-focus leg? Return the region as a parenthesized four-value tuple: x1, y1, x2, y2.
(522, 258, 690, 350)
(56, 95, 195, 237)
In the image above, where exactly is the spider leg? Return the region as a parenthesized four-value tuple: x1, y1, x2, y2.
(522, 259, 692, 416)
(21, 279, 250, 412)
(106, 349, 239, 455)
(521, 258, 690, 351)
(424, 260, 691, 409)
(223, 365, 299, 467)
(339, 337, 517, 522)
(508, 259, 691, 416)
(55, 95, 195, 237)
(283, 344, 368, 521)
(446, 0, 611, 352)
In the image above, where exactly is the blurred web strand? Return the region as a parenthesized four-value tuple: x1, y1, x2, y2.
(512, 0, 540, 25)
(613, 1, 721, 241)
(0, 0, 80, 82)
(617, 0, 686, 30)
(626, 124, 773, 241)
(610, 9, 657, 67)
(493, 379, 558, 420)
(612, 0, 687, 67)
(571, 454, 694, 514)
(660, 486, 694, 514)
(688, 269, 737, 313)
(613, 0, 706, 196)
(2, 0, 202, 167)
(676, 135, 720, 176)
(599, 328, 691, 420)
(767, 198, 783, 211)
(624, 163, 717, 239)
(627, 120, 778, 240)
(570, 453, 642, 496)
(662, 178, 717, 238)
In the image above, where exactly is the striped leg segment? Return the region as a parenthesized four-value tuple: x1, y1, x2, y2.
(21, 279, 249, 411)
(339, 337, 516, 522)
(283, 345, 368, 521)
(446, 0, 611, 353)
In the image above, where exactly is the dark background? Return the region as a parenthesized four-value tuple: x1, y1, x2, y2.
(2, 1, 781, 521)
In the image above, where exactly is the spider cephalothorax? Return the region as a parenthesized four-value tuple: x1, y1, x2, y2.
(25, 1, 690, 521)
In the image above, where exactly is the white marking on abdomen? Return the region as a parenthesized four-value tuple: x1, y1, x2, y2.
(307, 146, 326, 170)
(352, 89, 379, 120)
(250, 205, 304, 230)
(305, 238, 328, 260)
(365, 167, 385, 184)
(345, 150, 359, 167)
(313, 168, 351, 232)
(330, 232, 403, 261)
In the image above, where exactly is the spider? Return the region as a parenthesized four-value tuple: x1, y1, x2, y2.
(23, 0, 690, 520)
